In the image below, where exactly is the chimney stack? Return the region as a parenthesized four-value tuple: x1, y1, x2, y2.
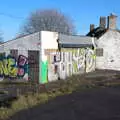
(90, 24, 94, 32)
(100, 17, 106, 28)
(107, 13, 117, 30)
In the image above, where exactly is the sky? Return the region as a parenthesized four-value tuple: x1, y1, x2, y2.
(0, 0, 120, 41)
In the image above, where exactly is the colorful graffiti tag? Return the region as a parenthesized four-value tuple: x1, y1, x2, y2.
(42, 48, 96, 83)
(0, 55, 28, 80)
(0, 55, 17, 77)
(17, 55, 28, 77)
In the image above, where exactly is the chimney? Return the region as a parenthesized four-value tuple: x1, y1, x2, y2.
(100, 17, 106, 28)
(90, 24, 94, 32)
(107, 13, 117, 29)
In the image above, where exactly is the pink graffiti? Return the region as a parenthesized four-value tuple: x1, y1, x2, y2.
(18, 68, 25, 76)
(18, 55, 27, 66)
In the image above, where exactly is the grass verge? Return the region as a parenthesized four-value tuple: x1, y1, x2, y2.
(0, 70, 120, 119)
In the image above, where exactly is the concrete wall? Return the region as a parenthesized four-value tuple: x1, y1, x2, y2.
(0, 31, 95, 83)
(0, 31, 59, 83)
(44, 47, 95, 82)
(0, 32, 40, 81)
(96, 30, 120, 70)
(40, 31, 59, 83)
(39, 31, 95, 83)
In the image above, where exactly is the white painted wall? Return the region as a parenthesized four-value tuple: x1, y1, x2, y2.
(41, 31, 58, 61)
(41, 31, 58, 50)
(96, 30, 120, 70)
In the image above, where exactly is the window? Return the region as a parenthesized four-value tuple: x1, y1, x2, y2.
(10, 49, 18, 58)
(96, 48, 103, 56)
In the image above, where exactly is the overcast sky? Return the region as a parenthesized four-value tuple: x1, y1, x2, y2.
(0, 0, 120, 41)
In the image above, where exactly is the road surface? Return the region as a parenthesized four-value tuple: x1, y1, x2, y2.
(8, 86, 120, 120)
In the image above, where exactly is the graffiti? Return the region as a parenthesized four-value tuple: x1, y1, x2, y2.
(0, 55, 28, 79)
(42, 48, 95, 82)
(17, 55, 28, 77)
(18, 55, 27, 66)
(86, 48, 96, 72)
(72, 48, 85, 73)
(0, 56, 17, 77)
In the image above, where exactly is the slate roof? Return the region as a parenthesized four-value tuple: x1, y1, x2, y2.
(87, 27, 107, 38)
(58, 34, 93, 48)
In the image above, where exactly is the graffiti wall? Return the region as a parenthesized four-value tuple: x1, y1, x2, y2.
(0, 48, 95, 83)
(41, 48, 96, 83)
(0, 54, 28, 81)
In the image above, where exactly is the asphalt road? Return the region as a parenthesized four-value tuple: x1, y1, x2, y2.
(8, 86, 120, 120)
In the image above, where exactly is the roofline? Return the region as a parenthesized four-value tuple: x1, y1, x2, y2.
(59, 43, 93, 48)
(2, 31, 94, 46)
(59, 33, 93, 38)
(95, 29, 120, 39)
(3, 31, 40, 44)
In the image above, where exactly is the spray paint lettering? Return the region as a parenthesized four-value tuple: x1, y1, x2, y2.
(0, 56, 17, 77)
(0, 55, 28, 79)
(17, 55, 28, 77)
(72, 48, 85, 73)
(44, 48, 95, 82)
(86, 48, 96, 72)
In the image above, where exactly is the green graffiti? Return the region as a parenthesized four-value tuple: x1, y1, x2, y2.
(40, 61, 48, 84)
(0, 57, 18, 77)
(8, 58, 18, 77)
(79, 48, 85, 56)
(73, 62, 78, 73)
(1, 59, 9, 76)
(0, 61, 4, 75)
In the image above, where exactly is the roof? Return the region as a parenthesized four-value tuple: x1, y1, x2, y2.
(58, 34, 93, 48)
(87, 27, 107, 38)
(3, 31, 40, 44)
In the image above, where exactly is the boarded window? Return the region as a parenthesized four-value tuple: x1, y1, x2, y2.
(10, 49, 18, 58)
(96, 48, 103, 56)
(28, 50, 39, 64)
(28, 50, 39, 83)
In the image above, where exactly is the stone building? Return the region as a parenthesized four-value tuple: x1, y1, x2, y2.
(87, 13, 120, 71)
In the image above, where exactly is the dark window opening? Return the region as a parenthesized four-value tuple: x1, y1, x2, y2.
(96, 48, 103, 56)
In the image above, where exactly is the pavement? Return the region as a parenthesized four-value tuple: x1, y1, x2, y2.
(8, 86, 120, 120)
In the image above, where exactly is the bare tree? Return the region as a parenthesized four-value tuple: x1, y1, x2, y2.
(21, 9, 76, 35)
(0, 31, 3, 43)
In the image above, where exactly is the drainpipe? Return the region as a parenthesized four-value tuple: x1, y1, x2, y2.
(91, 37, 96, 71)
(57, 38, 62, 80)
(39, 31, 41, 84)
(92, 37, 97, 48)
(85, 48, 87, 73)
(57, 39, 62, 62)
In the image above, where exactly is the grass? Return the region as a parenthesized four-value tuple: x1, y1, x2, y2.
(0, 70, 120, 119)
(0, 83, 74, 120)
